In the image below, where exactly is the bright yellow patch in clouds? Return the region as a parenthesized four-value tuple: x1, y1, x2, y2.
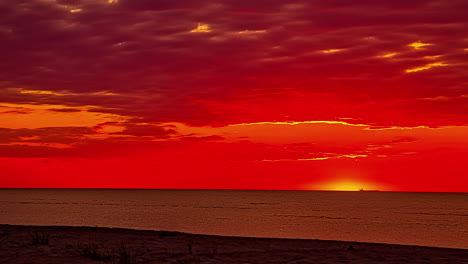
(321, 49, 343, 54)
(406, 62, 448, 73)
(18, 89, 117, 97)
(378, 52, 398, 58)
(70, 9, 82, 13)
(0, 103, 127, 129)
(92, 91, 118, 96)
(302, 154, 368, 161)
(19, 89, 68, 96)
(423, 55, 442, 60)
(108, 0, 118, 3)
(262, 153, 368, 162)
(237, 30, 266, 34)
(408, 41, 431, 50)
(230, 120, 364, 127)
(191, 23, 211, 33)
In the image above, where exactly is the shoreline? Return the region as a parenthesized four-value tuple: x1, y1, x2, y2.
(1, 224, 467, 263)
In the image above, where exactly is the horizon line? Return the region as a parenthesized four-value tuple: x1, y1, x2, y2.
(0, 187, 466, 194)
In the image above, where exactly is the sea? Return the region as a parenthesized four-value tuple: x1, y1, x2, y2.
(0, 189, 467, 249)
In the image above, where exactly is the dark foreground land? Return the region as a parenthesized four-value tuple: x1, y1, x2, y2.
(0, 224, 467, 264)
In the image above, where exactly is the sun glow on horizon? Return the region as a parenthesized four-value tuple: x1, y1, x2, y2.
(306, 180, 388, 192)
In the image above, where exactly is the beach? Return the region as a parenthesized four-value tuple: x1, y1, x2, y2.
(0, 224, 467, 264)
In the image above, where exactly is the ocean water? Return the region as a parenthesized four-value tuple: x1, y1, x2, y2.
(0, 189, 467, 249)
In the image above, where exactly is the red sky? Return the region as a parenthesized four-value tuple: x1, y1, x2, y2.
(0, 0, 467, 192)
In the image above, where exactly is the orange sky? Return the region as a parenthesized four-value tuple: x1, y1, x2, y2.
(0, 0, 467, 192)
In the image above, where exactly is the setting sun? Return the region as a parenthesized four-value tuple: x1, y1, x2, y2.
(310, 180, 386, 192)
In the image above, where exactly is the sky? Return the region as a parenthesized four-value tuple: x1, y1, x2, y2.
(0, 0, 467, 192)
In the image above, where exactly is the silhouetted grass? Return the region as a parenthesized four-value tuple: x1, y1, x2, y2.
(208, 244, 218, 258)
(187, 239, 193, 254)
(73, 242, 113, 262)
(117, 244, 136, 264)
(177, 257, 201, 264)
(73, 242, 136, 263)
(28, 231, 49, 245)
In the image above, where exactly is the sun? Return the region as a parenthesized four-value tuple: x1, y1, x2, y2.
(304, 180, 386, 191)
(320, 181, 364, 191)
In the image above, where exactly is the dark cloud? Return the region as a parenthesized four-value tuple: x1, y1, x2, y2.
(118, 0, 209, 10)
(115, 124, 176, 137)
(0, 122, 178, 144)
(47, 108, 82, 113)
(0, 144, 69, 158)
(179, 135, 224, 142)
(0, 127, 96, 144)
(0, 110, 31, 114)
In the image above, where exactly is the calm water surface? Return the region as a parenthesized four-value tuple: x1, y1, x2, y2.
(0, 189, 467, 249)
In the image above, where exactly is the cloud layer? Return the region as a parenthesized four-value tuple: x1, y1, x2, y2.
(1, 0, 467, 127)
(1, 0, 467, 190)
